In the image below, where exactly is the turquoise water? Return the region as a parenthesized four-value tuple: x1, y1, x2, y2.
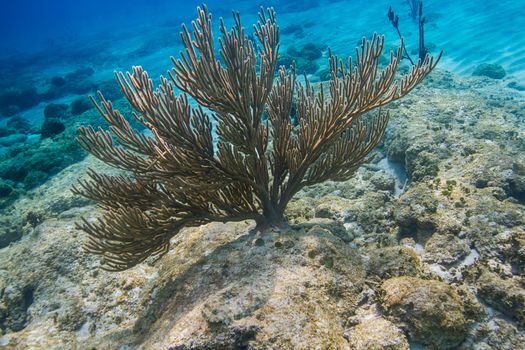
(1, 0, 524, 128)
(0, 0, 524, 348)
(2, 0, 524, 75)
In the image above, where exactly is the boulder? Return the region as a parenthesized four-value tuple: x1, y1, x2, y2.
(70, 97, 92, 115)
(381, 276, 470, 349)
(472, 63, 506, 79)
(476, 270, 525, 325)
(41, 118, 65, 139)
(43, 103, 68, 120)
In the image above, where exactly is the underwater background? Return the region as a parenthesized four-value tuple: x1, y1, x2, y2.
(0, 0, 524, 349)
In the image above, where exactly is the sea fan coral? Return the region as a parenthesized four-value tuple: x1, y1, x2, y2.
(73, 5, 440, 270)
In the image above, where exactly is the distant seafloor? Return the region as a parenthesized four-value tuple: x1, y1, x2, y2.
(1, 0, 523, 134)
(1, 0, 524, 80)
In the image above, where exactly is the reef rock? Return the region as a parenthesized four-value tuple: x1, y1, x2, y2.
(119, 225, 366, 349)
(476, 270, 525, 325)
(472, 63, 506, 79)
(423, 233, 470, 265)
(347, 317, 409, 350)
(380, 276, 471, 349)
(0, 171, 370, 350)
(366, 246, 422, 279)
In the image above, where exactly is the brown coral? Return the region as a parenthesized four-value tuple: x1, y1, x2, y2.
(72, 5, 440, 270)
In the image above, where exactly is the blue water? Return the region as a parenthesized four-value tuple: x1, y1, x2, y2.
(0, 0, 522, 110)
(0, 0, 524, 184)
(2, 0, 525, 77)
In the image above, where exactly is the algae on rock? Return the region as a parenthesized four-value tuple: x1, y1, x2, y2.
(380, 276, 476, 350)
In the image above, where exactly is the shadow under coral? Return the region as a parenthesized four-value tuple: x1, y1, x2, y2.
(99, 221, 365, 349)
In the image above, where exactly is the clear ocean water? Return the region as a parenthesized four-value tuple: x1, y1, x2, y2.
(0, 0, 524, 348)
(1, 0, 524, 127)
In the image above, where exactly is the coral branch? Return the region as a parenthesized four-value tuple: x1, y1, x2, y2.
(74, 5, 440, 270)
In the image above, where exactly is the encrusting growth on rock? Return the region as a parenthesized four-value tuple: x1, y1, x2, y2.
(72, 4, 441, 270)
